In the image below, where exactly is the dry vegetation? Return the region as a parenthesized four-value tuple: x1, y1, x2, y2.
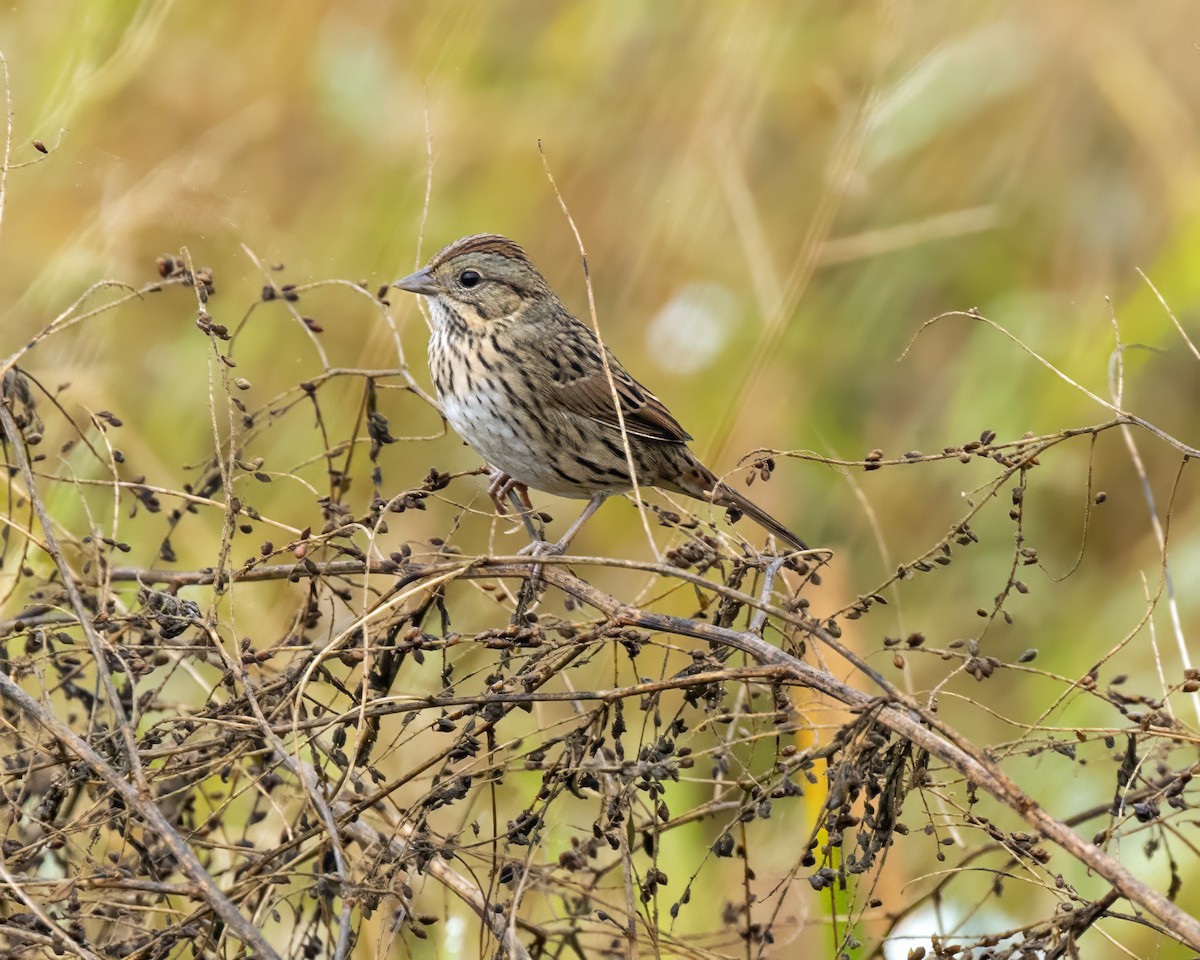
(2, 4, 1200, 959)
(2, 246, 1199, 959)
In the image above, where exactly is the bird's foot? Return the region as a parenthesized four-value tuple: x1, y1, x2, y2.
(490, 470, 546, 541)
(515, 536, 566, 604)
(487, 470, 531, 515)
(517, 537, 565, 558)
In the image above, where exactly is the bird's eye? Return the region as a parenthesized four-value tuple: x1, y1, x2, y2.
(458, 269, 482, 288)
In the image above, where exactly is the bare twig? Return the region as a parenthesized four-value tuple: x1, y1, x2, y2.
(97, 554, 1200, 952)
(538, 140, 661, 562)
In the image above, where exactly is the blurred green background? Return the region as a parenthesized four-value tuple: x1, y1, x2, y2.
(3, 1, 1200, 956)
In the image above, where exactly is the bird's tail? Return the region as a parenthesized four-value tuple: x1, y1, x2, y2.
(713, 483, 809, 552)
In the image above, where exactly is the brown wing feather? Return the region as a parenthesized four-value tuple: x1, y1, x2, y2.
(554, 369, 692, 443)
(524, 316, 692, 443)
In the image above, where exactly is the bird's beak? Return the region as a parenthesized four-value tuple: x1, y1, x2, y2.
(393, 268, 439, 296)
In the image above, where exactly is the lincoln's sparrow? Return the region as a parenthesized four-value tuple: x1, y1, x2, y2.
(394, 234, 808, 553)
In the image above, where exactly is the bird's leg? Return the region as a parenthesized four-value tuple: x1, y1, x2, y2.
(505, 487, 545, 542)
(518, 493, 608, 557)
(499, 483, 549, 612)
(550, 492, 609, 553)
(517, 493, 607, 602)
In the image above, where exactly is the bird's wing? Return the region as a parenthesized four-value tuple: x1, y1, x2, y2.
(530, 321, 693, 444)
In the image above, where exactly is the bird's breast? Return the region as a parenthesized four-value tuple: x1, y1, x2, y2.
(428, 326, 621, 498)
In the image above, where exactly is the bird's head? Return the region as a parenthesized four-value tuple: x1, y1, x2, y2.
(394, 234, 553, 330)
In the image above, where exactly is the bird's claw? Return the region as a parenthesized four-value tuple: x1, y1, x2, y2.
(518, 538, 565, 558)
(517, 537, 564, 606)
(487, 469, 517, 514)
(487, 469, 533, 517)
